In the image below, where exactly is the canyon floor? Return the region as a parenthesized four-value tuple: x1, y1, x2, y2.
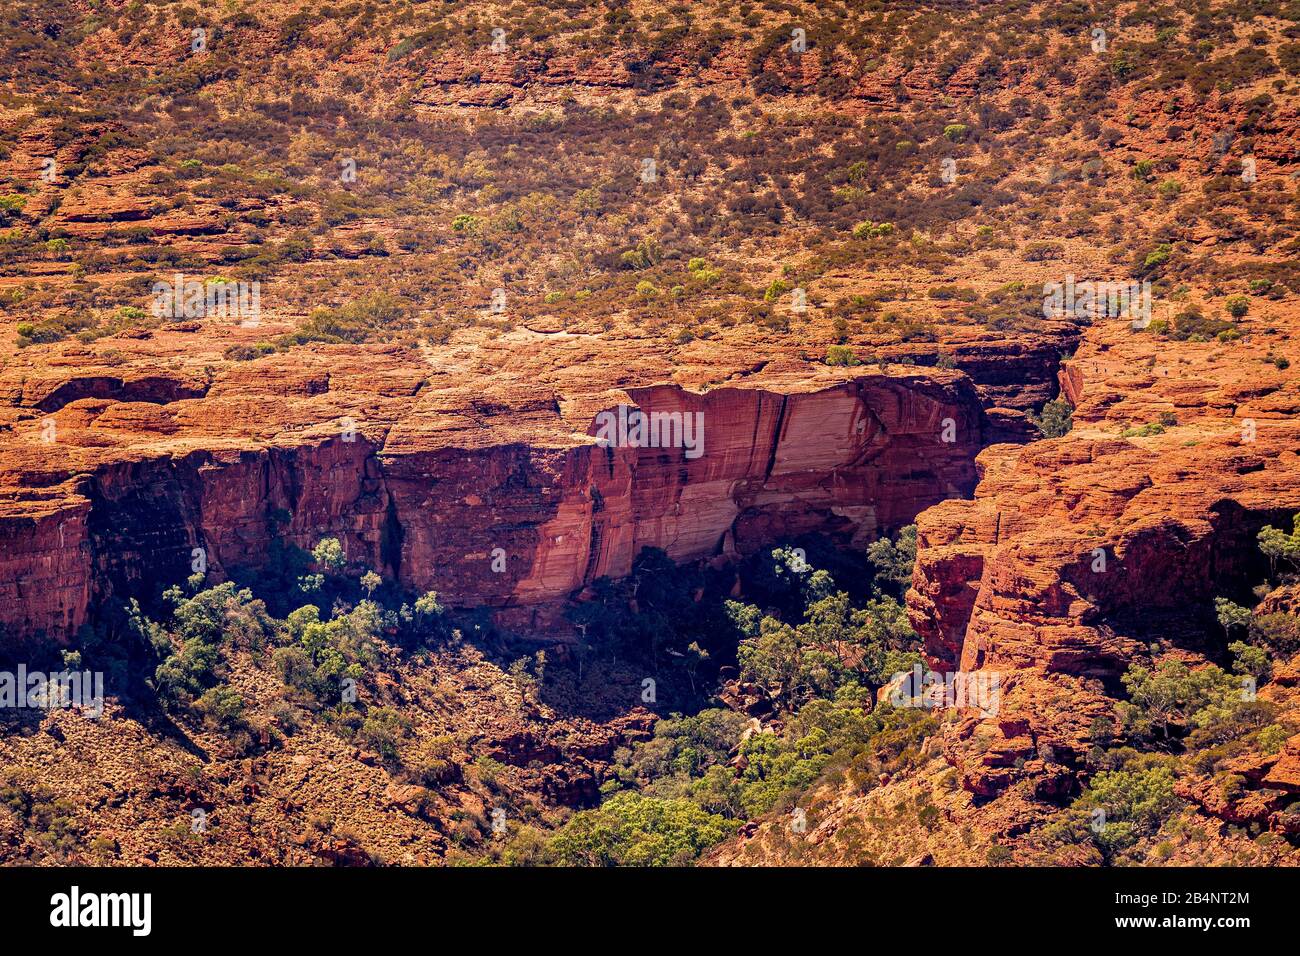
(0, 0, 1298, 866)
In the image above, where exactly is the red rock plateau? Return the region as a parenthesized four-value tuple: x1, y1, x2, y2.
(0, 0, 1298, 868)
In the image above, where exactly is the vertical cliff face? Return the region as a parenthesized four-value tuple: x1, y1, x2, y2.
(909, 436, 1300, 798)
(388, 376, 985, 632)
(0, 371, 987, 646)
(0, 500, 93, 651)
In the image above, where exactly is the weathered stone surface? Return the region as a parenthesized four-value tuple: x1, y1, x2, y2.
(907, 309, 1300, 799)
(0, 329, 995, 645)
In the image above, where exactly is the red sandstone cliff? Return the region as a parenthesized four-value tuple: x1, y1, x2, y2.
(907, 311, 1300, 798)
(0, 339, 990, 645)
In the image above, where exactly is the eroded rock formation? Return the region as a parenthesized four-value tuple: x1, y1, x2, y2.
(907, 313, 1300, 798)
(0, 335, 999, 646)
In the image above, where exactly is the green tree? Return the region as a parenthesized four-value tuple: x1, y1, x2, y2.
(1215, 597, 1251, 637)
(194, 685, 246, 730)
(824, 344, 859, 366)
(414, 590, 445, 619)
(1258, 516, 1300, 577)
(152, 584, 272, 709)
(312, 537, 347, 574)
(866, 525, 918, 592)
(738, 617, 803, 711)
(1118, 660, 1241, 744)
(617, 709, 749, 786)
(1075, 759, 1182, 853)
(542, 791, 736, 866)
(1031, 398, 1073, 438)
(1230, 640, 1271, 683)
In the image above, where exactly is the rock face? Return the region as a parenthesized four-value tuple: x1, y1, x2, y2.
(907, 311, 1300, 798)
(399, 376, 985, 633)
(0, 336, 989, 646)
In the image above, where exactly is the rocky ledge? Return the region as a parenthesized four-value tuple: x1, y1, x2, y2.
(0, 320, 1072, 647)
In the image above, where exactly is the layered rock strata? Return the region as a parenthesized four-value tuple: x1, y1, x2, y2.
(0, 334, 995, 646)
(907, 314, 1300, 797)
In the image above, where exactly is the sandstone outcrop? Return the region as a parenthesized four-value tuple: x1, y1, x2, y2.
(907, 310, 1300, 799)
(0, 326, 1003, 646)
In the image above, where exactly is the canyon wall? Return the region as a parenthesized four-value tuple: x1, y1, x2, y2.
(0, 366, 987, 647)
(906, 318, 1300, 798)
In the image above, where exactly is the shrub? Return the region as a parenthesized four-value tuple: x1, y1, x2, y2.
(986, 844, 1013, 865)
(535, 791, 737, 866)
(15, 312, 97, 347)
(0, 772, 83, 860)
(1075, 760, 1182, 852)
(407, 735, 463, 786)
(414, 590, 445, 623)
(1031, 398, 1073, 438)
(1023, 241, 1064, 261)
(824, 345, 859, 366)
(852, 221, 895, 239)
(927, 285, 978, 302)
(1118, 660, 1241, 744)
(1258, 724, 1289, 755)
(1251, 614, 1300, 659)
(194, 685, 246, 730)
(1139, 242, 1172, 273)
(763, 279, 790, 302)
(0, 194, 26, 224)
(1169, 309, 1233, 342)
(282, 292, 417, 347)
(1224, 295, 1249, 318)
(616, 710, 749, 785)
(1122, 422, 1165, 438)
(223, 343, 275, 361)
(356, 707, 412, 762)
